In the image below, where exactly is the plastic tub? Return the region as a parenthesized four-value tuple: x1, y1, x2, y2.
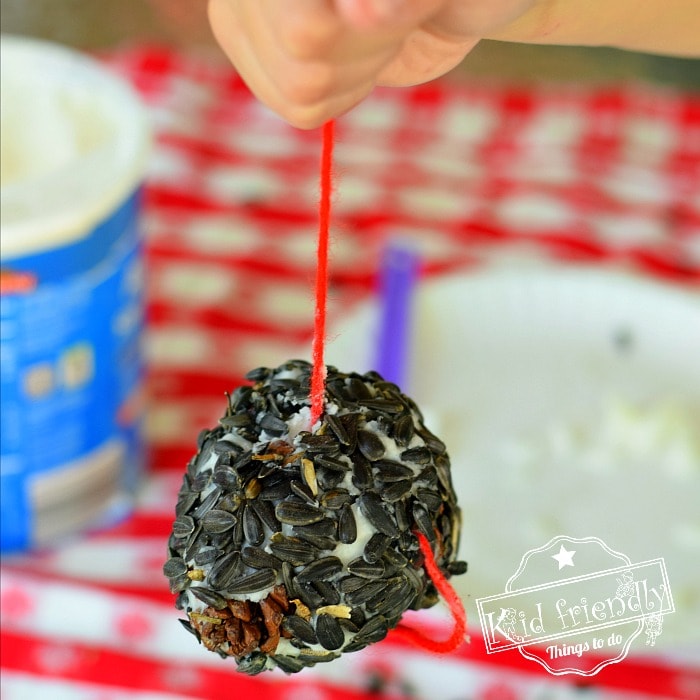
(0, 35, 150, 552)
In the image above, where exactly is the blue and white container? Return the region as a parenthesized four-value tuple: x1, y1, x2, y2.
(0, 36, 150, 553)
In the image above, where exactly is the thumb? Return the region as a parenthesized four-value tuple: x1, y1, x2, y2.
(334, 0, 445, 30)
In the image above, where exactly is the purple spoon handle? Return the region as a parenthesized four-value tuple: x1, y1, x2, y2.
(374, 242, 420, 390)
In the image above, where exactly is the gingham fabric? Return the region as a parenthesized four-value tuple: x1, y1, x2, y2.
(1, 47, 699, 700)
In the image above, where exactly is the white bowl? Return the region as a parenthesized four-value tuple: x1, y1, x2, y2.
(325, 267, 700, 653)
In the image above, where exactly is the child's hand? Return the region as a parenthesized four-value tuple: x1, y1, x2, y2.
(207, 0, 536, 128)
(208, 0, 700, 129)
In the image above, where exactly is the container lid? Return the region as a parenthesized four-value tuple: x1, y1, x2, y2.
(1, 35, 150, 259)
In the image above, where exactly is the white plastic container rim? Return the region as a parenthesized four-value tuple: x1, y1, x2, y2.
(0, 34, 151, 259)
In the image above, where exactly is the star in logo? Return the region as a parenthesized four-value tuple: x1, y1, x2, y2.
(552, 544, 576, 570)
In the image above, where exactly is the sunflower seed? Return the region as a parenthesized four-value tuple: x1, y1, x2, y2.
(244, 477, 262, 500)
(320, 489, 353, 509)
(383, 548, 408, 570)
(353, 614, 389, 644)
(298, 649, 340, 664)
(400, 446, 431, 464)
(315, 613, 345, 650)
(169, 574, 191, 593)
(175, 491, 198, 517)
(275, 500, 325, 526)
(258, 413, 287, 435)
(259, 476, 292, 501)
(237, 651, 268, 676)
(342, 639, 367, 654)
(269, 537, 318, 565)
(213, 467, 238, 490)
(313, 579, 340, 605)
(298, 433, 338, 454)
(325, 414, 351, 446)
(357, 429, 385, 461)
(219, 413, 253, 430)
(316, 467, 345, 490)
(290, 480, 316, 505)
(272, 655, 305, 674)
(365, 576, 407, 612)
(347, 557, 385, 579)
(241, 547, 281, 571)
(393, 499, 410, 532)
(292, 518, 336, 539)
(416, 488, 443, 511)
(417, 465, 438, 488)
(191, 586, 228, 609)
(383, 479, 412, 502)
(251, 499, 280, 533)
(163, 557, 188, 578)
(338, 503, 357, 544)
(225, 568, 277, 595)
(243, 503, 264, 546)
(296, 581, 324, 609)
(374, 459, 414, 482)
(419, 428, 447, 455)
(183, 523, 206, 561)
(338, 575, 368, 594)
(351, 454, 373, 490)
(447, 560, 468, 576)
(172, 515, 195, 539)
(363, 532, 391, 563)
(295, 556, 343, 584)
(245, 366, 270, 382)
(358, 492, 399, 537)
(283, 615, 318, 644)
(202, 508, 236, 534)
(193, 547, 218, 566)
(344, 580, 386, 606)
(314, 454, 351, 472)
(209, 548, 241, 582)
(412, 502, 435, 543)
(361, 398, 404, 413)
(393, 414, 414, 447)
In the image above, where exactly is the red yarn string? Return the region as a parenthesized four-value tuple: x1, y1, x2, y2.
(391, 532, 468, 653)
(309, 120, 335, 427)
(310, 123, 466, 653)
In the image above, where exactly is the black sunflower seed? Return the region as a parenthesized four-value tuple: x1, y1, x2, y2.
(275, 500, 325, 526)
(315, 467, 345, 490)
(347, 376, 371, 401)
(290, 480, 316, 505)
(169, 574, 191, 593)
(393, 499, 410, 532)
(298, 649, 340, 664)
(383, 479, 412, 502)
(365, 576, 406, 611)
(175, 491, 198, 517)
(313, 579, 340, 605)
(360, 398, 404, 413)
(296, 581, 325, 609)
(282, 561, 299, 598)
(374, 459, 414, 482)
(354, 614, 389, 644)
(325, 414, 351, 446)
(172, 515, 195, 539)
(416, 488, 443, 511)
(209, 551, 243, 589)
(163, 557, 187, 578)
(272, 655, 305, 674)
(338, 503, 357, 544)
(314, 454, 351, 472)
(358, 492, 399, 537)
(412, 502, 436, 543)
(241, 547, 281, 571)
(258, 412, 287, 435)
(342, 639, 367, 654)
(347, 557, 385, 579)
(357, 429, 385, 461)
(213, 467, 238, 490)
(269, 537, 318, 565)
(245, 366, 270, 382)
(237, 651, 268, 676)
(419, 428, 447, 455)
(338, 575, 368, 594)
(243, 502, 264, 546)
(283, 615, 318, 644)
(292, 518, 336, 539)
(295, 556, 343, 584)
(351, 454, 373, 490)
(320, 489, 353, 509)
(202, 508, 237, 534)
(298, 433, 338, 454)
(193, 547, 218, 566)
(345, 580, 386, 606)
(393, 414, 414, 447)
(219, 413, 253, 429)
(191, 586, 228, 609)
(225, 568, 277, 595)
(447, 560, 468, 576)
(316, 613, 345, 650)
(363, 532, 391, 564)
(400, 446, 432, 464)
(251, 499, 280, 533)
(259, 476, 292, 501)
(383, 548, 409, 570)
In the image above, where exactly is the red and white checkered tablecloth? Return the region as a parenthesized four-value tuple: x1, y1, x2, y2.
(1, 47, 699, 700)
